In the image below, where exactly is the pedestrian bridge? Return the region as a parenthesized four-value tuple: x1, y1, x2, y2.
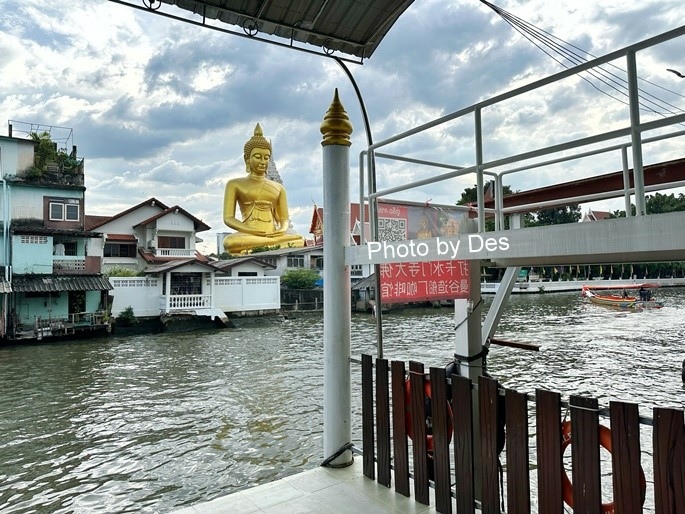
(346, 24, 685, 270)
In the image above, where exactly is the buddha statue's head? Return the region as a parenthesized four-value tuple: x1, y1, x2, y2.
(243, 123, 272, 172)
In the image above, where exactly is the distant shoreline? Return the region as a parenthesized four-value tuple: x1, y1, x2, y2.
(481, 277, 685, 294)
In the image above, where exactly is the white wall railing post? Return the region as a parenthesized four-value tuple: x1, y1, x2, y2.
(321, 89, 353, 467)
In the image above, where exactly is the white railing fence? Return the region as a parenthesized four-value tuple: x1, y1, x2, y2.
(110, 275, 281, 317)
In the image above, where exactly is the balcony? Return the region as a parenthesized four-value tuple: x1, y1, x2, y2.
(53, 256, 101, 274)
(12, 311, 110, 340)
(154, 248, 196, 258)
(162, 294, 212, 310)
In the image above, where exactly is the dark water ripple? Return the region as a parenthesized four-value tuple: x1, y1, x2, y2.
(1, 288, 684, 513)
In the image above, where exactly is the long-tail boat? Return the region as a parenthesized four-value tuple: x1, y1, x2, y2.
(581, 284, 664, 309)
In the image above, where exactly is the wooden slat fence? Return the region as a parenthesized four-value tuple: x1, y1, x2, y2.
(360, 354, 685, 513)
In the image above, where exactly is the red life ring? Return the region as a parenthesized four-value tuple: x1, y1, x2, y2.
(404, 377, 453, 453)
(561, 420, 646, 514)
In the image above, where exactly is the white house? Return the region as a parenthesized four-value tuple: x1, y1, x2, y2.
(236, 244, 325, 278)
(86, 199, 282, 321)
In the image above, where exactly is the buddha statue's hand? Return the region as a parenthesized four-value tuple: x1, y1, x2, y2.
(242, 228, 269, 237)
(224, 216, 268, 237)
(269, 222, 290, 236)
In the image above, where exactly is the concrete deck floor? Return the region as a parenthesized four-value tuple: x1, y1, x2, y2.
(171, 457, 437, 513)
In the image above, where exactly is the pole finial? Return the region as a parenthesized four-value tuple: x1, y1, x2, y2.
(320, 89, 353, 147)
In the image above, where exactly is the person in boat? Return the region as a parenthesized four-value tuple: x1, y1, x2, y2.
(639, 285, 649, 301)
(622, 289, 628, 298)
(222, 123, 305, 254)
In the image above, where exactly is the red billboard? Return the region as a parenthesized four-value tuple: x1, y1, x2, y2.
(379, 260, 471, 303)
(373, 200, 470, 303)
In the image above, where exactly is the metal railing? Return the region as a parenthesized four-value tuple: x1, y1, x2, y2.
(358, 24, 685, 242)
(164, 294, 212, 310)
(155, 248, 196, 258)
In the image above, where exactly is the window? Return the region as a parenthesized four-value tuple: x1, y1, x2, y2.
(238, 271, 258, 277)
(49, 201, 79, 221)
(104, 243, 137, 258)
(158, 236, 185, 249)
(21, 235, 48, 244)
(287, 255, 305, 268)
(168, 273, 202, 295)
(62, 241, 77, 256)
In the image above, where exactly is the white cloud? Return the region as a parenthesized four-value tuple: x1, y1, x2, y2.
(2, 0, 684, 253)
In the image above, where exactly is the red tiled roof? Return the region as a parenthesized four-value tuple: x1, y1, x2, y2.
(87, 198, 169, 230)
(84, 215, 111, 231)
(591, 210, 611, 220)
(309, 203, 370, 245)
(106, 234, 137, 242)
(133, 205, 210, 233)
(138, 249, 209, 264)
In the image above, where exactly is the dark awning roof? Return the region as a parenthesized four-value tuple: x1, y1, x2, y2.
(12, 275, 113, 292)
(212, 256, 277, 270)
(109, 0, 415, 62)
(0, 278, 11, 294)
(106, 234, 138, 242)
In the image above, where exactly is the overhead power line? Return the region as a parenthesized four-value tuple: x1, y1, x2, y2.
(481, 0, 685, 122)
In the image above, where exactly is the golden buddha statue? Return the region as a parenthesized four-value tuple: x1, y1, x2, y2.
(223, 123, 305, 254)
(416, 214, 434, 239)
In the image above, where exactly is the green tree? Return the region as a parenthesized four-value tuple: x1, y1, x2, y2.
(612, 192, 685, 217)
(646, 192, 685, 214)
(281, 269, 320, 289)
(105, 267, 142, 277)
(530, 205, 582, 226)
(458, 184, 514, 205)
(457, 184, 534, 229)
(117, 306, 137, 325)
(250, 244, 282, 253)
(28, 131, 58, 176)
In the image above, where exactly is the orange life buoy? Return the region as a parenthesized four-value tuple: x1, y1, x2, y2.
(404, 377, 453, 453)
(561, 420, 646, 514)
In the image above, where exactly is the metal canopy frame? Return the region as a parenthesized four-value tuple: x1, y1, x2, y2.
(108, 0, 415, 64)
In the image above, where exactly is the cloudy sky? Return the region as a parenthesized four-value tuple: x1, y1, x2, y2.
(1, 0, 684, 253)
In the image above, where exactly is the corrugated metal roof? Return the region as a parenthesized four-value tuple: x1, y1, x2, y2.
(0, 278, 11, 294)
(12, 275, 113, 292)
(111, 0, 415, 61)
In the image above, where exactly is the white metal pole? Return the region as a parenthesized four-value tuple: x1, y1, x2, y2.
(165, 271, 171, 313)
(453, 218, 483, 494)
(321, 89, 354, 467)
(474, 108, 485, 232)
(621, 146, 633, 216)
(627, 50, 646, 216)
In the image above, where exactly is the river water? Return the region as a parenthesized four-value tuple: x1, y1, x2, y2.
(1, 288, 684, 513)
